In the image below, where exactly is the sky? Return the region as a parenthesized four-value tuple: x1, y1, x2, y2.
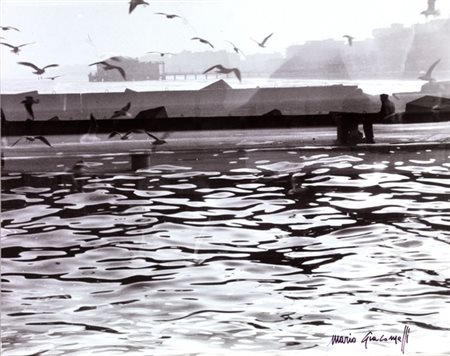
(1, 0, 450, 79)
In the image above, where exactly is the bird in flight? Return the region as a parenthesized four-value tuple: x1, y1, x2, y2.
(11, 136, 52, 148)
(147, 51, 175, 57)
(225, 41, 244, 56)
(21, 96, 40, 120)
(109, 129, 166, 145)
(418, 59, 441, 82)
(203, 64, 242, 82)
(343, 35, 354, 46)
(154, 12, 183, 19)
(110, 102, 132, 119)
(129, 0, 149, 14)
(44, 75, 62, 80)
(252, 33, 274, 48)
(0, 42, 35, 54)
(17, 62, 59, 76)
(89, 60, 126, 80)
(0, 26, 19, 31)
(421, 0, 440, 17)
(191, 37, 214, 49)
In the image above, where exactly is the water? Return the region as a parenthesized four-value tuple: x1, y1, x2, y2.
(0, 77, 425, 96)
(2, 147, 450, 355)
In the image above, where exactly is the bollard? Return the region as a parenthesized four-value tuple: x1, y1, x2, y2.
(131, 151, 151, 170)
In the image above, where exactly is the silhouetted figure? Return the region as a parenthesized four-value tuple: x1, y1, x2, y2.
(363, 94, 395, 144)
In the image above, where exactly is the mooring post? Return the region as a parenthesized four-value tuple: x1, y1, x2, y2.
(131, 150, 152, 170)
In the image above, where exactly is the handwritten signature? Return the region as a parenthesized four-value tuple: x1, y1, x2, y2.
(330, 325, 410, 353)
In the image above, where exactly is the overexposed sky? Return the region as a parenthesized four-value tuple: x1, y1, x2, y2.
(1, 0, 449, 77)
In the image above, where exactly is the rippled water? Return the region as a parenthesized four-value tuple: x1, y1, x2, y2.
(2, 148, 450, 355)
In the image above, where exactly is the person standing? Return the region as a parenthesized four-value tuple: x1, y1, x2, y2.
(363, 93, 395, 143)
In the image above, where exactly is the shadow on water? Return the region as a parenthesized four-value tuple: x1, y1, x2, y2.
(2, 148, 450, 354)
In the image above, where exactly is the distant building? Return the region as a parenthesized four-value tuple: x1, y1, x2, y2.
(88, 57, 163, 82)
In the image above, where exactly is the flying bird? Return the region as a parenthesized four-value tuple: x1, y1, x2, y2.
(421, 0, 440, 17)
(110, 102, 132, 119)
(21, 96, 39, 120)
(147, 51, 175, 57)
(154, 12, 182, 19)
(225, 41, 244, 55)
(252, 33, 273, 48)
(203, 64, 242, 82)
(11, 136, 52, 148)
(17, 62, 59, 76)
(0, 26, 19, 31)
(418, 59, 441, 82)
(44, 75, 62, 80)
(0, 42, 35, 54)
(191, 37, 214, 49)
(89, 60, 126, 80)
(343, 35, 354, 46)
(109, 129, 166, 145)
(129, 0, 149, 14)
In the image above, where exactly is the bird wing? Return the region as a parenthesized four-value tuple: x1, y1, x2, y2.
(17, 62, 40, 71)
(42, 64, 59, 70)
(261, 33, 274, 45)
(121, 102, 131, 112)
(232, 68, 242, 82)
(18, 42, 35, 48)
(35, 136, 53, 147)
(129, 1, 138, 14)
(108, 131, 121, 139)
(428, 0, 436, 10)
(143, 130, 162, 141)
(206, 40, 214, 48)
(0, 42, 15, 49)
(202, 64, 222, 74)
(112, 65, 126, 80)
(425, 59, 441, 76)
(155, 12, 167, 16)
(11, 137, 23, 147)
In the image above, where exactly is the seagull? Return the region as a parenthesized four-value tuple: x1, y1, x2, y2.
(11, 136, 52, 148)
(343, 35, 354, 46)
(203, 64, 242, 82)
(44, 75, 62, 80)
(110, 102, 132, 119)
(147, 51, 175, 57)
(225, 41, 244, 55)
(0, 26, 19, 31)
(89, 60, 126, 80)
(252, 33, 273, 48)
(109, 129, 166, 145)
(129, 0, 149, 14)
(17, 62, 59, 76)
(421, 0, 440, 17)
(20, 96, 39, 120)
(0, 42, 34, 54)
(418, 59, 441, 82)
(154, 12, 183, 19)
(191, 37, 214, 49)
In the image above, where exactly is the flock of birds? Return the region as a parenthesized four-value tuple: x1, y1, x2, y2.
(0, 0, 446, 149)
(1, 0, 444, 84)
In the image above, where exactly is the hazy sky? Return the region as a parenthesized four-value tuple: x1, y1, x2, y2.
(1, 0, 450, 78)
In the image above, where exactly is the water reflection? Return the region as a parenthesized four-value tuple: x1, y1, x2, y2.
(2, 149, 450, 355)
